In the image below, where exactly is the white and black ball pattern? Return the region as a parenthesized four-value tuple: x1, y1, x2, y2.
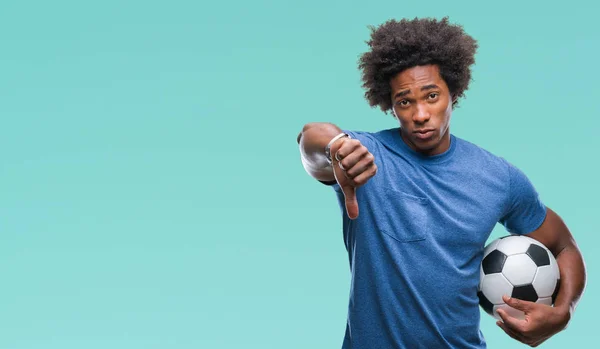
(478, 235, 560, 320)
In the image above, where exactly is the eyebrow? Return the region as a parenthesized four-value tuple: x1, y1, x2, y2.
(394, 84, 440, 99)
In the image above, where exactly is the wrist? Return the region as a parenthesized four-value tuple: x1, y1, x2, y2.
(553, 304, 572, 327)
(325, 133, 350, 163)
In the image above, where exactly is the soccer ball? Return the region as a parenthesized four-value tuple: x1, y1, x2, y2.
(478, 235, 560, 320)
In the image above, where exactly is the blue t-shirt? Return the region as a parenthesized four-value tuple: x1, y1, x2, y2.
(328, 128, 547, 349)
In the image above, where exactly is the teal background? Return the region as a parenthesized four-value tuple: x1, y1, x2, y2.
(0, 0, 596, 348)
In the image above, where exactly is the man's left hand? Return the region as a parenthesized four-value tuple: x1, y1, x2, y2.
(496, 295, 570, 347)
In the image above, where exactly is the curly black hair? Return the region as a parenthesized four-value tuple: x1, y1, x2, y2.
(358, 17, 478, 113)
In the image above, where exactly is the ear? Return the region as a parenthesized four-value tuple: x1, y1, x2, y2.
(451, 94, 458, 104)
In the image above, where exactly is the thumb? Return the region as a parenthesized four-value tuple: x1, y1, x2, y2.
(341, 184, 359, 219)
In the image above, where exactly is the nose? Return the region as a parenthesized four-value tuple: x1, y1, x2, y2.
(413, 103, 431, 124)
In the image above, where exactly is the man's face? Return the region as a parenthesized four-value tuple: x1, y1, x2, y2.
(390, 64, 454, 156)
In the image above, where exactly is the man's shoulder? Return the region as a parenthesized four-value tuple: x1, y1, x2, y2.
(344, 127, 396, 138)
(452, 135, 512, 173)
(454, 135, 506, 160)
(343, 127, 399, 147)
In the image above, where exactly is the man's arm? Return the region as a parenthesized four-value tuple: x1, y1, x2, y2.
(297, 122, 378, 219)
(496, 207, 586, 347)
(297, 122, 343, 182)
(527, 207, 586, 318)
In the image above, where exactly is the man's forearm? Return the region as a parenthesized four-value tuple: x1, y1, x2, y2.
(553, 243, 586, 321)
(297, 122, 343, 181)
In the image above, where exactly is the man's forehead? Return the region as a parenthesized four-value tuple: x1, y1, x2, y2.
(390, 65, 445, 90)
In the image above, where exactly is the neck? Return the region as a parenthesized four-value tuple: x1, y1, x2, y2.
(399, 128, 451, 156)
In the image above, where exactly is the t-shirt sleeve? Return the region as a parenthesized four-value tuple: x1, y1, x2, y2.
(498, 161, 547, 235)
(320, 130, 379, 191)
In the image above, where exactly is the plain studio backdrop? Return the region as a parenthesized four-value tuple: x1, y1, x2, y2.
(0, 1, 597, 348)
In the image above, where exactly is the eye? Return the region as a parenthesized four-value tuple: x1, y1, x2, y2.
(428, 93, 439, 100)
(396, 100, 410, 108)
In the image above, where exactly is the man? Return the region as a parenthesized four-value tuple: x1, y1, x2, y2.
(297, 17, 586, 348)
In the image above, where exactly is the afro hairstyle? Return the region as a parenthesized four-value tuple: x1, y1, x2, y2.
(358, 17, 478, 114)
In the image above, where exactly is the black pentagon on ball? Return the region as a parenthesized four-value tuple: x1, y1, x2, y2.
(526, 244, 550, 267)
(512, 284, 538, 303)
(482, 250, 507, 274)
(478, 291, 494, 316)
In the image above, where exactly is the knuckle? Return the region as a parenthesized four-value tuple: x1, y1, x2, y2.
(349, 139, 361, 147)
(332, 147, 343, 159)
(371, 165, 377, 175)
(335, 141, 348, 152)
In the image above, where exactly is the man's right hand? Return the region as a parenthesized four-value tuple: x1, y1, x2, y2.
(329, 137, 378, 219)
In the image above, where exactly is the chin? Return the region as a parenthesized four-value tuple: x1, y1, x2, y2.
(413, 139, 440, 153)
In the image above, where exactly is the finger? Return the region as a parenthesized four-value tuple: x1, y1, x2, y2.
(351, 164, 378, 186)
(497, 321, 526, 343)
(332, 153, 350, 182)
(496, 308, 527, 333)
(497, 322, 520, 340)
(341, 185, 359, 219)
(345, 153, 375, 179)
(334, 139, 362, 163)
(502, 295, 533, 313)
(338, 145, 368, 172)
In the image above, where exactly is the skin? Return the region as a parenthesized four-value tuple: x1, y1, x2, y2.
(299, 65, 586, 346)
(297, 123, 377, 219)
(329, 136, 376, 219)
(388, 65, 586, 346)
(387, 65, 586, 346)
(389, 64, 456, 156)
(324, 64, 454, 218)
(496, 208, 586, 347)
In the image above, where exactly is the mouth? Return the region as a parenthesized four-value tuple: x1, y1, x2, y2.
(413, 129, 435, 140)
